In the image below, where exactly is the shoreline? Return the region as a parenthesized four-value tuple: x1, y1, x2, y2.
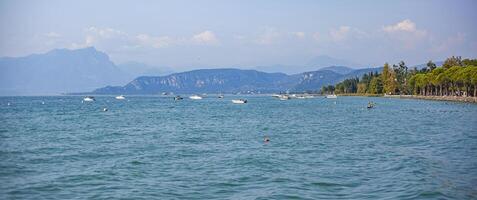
(335, 93, 477, 104)
(383, 94, 477, 104)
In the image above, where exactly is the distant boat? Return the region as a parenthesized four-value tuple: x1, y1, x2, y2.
(326, 94, 337, 99)
(232, 99, 247, 104)
(115, 95, 126, 100)
(367, 102, 375, 109)
(189, 95, 203, 100)
(174, 95, 183, 101)
(83, 96, 95, 102)
(279, 95, 290, 100)
(218, 94, 224, 98)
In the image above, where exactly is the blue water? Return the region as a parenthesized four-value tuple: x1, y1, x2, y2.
(1, 96, 477, 199)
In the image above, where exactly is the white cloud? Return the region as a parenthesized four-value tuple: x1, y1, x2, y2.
(71, 27, 219, 49)
(383, 19, 417, 33)
(382, 19, 427, 37)
(382, 19, 427, 49)
(330, 26, 351, 42)
(71, 27, 129, 49)
(86, 26, 127, 39)
(293, 32, 306, 39)
(192, 30, 219, 45)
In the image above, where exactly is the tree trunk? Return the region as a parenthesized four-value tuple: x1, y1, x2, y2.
(474, 85, 477, 97)
(451, 83, 455, 96)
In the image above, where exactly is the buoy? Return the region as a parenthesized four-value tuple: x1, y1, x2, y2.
(7, 102, 10, 106)
(42, 101, 45, 105)
(264, 136, 270, 142)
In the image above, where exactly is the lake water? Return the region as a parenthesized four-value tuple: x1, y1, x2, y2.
(1, 96, 477, 199)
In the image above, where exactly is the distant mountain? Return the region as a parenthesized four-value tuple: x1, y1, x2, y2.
(91, 67, 384, 94)
(92, 68, 290, 94)
(318, 66, 354, 75)
(117, 61, 174, 77)
(0, 47, 130, 95)
(306, 55, 361, 68)
(253, 65, 302, 75)
(292, 70, 344, 91)
(254, 56, 361, 75)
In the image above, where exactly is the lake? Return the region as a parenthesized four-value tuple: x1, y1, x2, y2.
(1, 96, 476, 199)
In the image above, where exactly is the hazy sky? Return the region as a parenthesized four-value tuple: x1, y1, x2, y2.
(1, 0, 476, 70)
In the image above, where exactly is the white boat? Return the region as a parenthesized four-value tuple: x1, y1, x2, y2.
(232, 99, 247, 104)
(115, 95, 126, 100)
(326, 94, 337, 99)
(279, 95, 290, 100)
(83, 96, 95, 102)
(189, 95, 203, 100)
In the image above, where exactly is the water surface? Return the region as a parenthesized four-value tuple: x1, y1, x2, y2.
(1, 96, 476, 199)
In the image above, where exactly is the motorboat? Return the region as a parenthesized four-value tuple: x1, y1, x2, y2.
(232, 99, 247, 104)
(279, 95, 290, 100)
(218, 94, 224, 99)
(326, 94, 337, 99)
(174, 95, 183, 101)
(83, 96, 95, 102)
(189, 95, 203, 100)
(367, 102, 375, 109)
(115, 95, 126, 100)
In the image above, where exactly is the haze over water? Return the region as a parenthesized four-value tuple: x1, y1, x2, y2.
(1, 96, 476, 199)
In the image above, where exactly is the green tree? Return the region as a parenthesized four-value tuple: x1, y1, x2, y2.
(431, 68, 445, 95)
(462, 59, 477, 66)
(443, 56, 463, 69)
(382, 63, 390, 94)
(368, 76, 383, 94)
(427, 60, 437, 71)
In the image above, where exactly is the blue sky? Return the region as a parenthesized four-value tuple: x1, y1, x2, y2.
(1, 0, 476, 70)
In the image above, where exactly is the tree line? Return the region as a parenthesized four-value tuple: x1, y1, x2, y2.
(321, 56, 477, 97)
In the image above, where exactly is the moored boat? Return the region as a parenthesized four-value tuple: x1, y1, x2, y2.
(174, 95, 183, 101)
(232, 99, 247, 104)
(189, 95, 203, 100)
(115, 95, 126, 100)
(279, 95, 290, 100)
(326, 94, 337, 99)
(83, 96, 95, 102)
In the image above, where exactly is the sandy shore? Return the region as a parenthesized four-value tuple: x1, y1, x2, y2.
(384, 95, 477, 103)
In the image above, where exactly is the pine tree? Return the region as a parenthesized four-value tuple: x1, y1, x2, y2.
(382, 63, 390, 94)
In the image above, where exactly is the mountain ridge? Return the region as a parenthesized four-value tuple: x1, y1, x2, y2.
(1, 47, 432, 95)
(90, 66, 383, 94)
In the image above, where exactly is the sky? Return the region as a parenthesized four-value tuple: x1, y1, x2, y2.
(1, 0, 476, 70)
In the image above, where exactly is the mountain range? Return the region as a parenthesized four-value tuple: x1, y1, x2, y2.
(0, 48, 169, 95)
(2, 47, 428, 95)
(91, 66, 382, 94)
